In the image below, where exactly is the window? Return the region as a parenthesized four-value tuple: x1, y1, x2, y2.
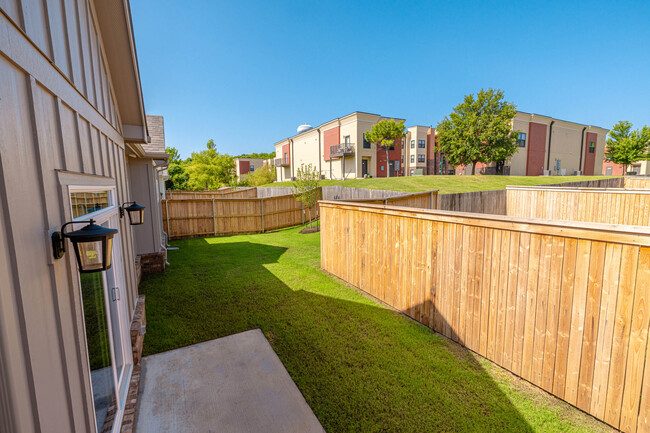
(250, 165, 255, 172)
(363, 134, 371, 148)
(517, 132, 526, 147)
(418, 140, 426, 148)
(418, 155, 425, 163)
(588, 141, 596, 154)
(410, 155, 415, 163)
(71, 190, 111, 218)
(344, 135, 350, 144)
(284, 152, 288, 163)
(411, 140, 415, 149)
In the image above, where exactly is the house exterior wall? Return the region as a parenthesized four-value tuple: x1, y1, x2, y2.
(127, 160, 164, 256)
(0, 1, 145, 432)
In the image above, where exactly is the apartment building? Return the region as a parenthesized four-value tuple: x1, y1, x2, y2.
(234, 157, 268, 181)
(274, 112, 405, 181)
(603, 160, 650, 176)
(505, 111, 609, 176)
(408, 112, 609, 176)
(404, 126, 455, 175)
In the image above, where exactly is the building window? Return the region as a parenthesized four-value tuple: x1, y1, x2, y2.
(418, 140, 425, 148)
(344, 135, 350, 144)
(363, 134, 371, 148)
(410, 155, 415, 163)
(517, 132, 526, 147)
(588, 141, 596, 153)
(71, 190, 112, 218)
(418, 154, 425, 163)
(250, 165, 255, 172)
(411, 140, 415, 149)
(283, 152, 288, 163)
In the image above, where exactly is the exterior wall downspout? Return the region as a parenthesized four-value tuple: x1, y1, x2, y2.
(290, 139, 294, 179)
(579, 126, 586, 172)
(317, 128, 322, 176)
(546, 120, 555, 170)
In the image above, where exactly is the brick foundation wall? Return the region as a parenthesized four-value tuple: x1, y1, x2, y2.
(138, 251, 166, 275)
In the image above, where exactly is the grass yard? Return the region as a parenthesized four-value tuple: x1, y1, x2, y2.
(140, 227, 613, 433)
(261, 174, 614, 194)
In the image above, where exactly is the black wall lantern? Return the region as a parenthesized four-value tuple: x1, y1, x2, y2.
(120, 202, 145, 225)
(51, 219, 118, 273)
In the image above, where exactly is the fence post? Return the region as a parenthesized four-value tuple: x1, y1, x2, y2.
(260, 198, 265, 233)
(430, 191, 434, 209)
(212, 199, 216, 236)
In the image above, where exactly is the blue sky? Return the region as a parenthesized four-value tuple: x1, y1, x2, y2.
(131, 0, 650, 159)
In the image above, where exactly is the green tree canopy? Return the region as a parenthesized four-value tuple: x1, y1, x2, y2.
(235, 152, 275, 160)
(437, 88, 518, 175)
(605, 121, 650, 172)
(165, 147, 189, 190)
(247, 163, 276, 186)
(185, 140, 235, 190)
(365, 119, 406, 177)
(292, 163, 321, 228)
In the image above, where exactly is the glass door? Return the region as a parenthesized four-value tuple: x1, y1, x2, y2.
(102, 216, 132, 407)
(81, 272, 115, 432)
(76, 198, 132, 433)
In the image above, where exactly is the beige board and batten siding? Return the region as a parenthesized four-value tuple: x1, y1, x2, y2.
(320, 201, 650, 433)
(0, 1, 148, 432)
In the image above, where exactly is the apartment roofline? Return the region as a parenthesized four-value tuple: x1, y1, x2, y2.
(273, 111, 406, 146)
(517, 110, 609, 133)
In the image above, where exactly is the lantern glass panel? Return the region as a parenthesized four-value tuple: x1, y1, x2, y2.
(129, 208, 144, 225)
(77, 240, 105, 271)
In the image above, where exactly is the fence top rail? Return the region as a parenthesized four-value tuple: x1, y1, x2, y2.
(337, 190, 438, 202)
(319, 200, 650, 246)
(506, 185, 650, 194)
(162, 192, 305, 203)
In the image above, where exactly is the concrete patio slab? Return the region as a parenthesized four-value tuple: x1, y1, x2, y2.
(134, 329, 324, 433)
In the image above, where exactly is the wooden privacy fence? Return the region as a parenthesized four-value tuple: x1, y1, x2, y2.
(166, 187, 257, 199)
(435, 177, 625, 216)
(626, 177, 650, 189)
(162, 189, 320, 238)
(507, 187, 650, 226)
(320, 201, 650, 433)
(438, 189, 507, 215)
(341, 190, 437, 209)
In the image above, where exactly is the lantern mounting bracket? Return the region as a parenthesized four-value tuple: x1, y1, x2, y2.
(52, 219, 96, 259)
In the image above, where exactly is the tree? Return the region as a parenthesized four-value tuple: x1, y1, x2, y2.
(291, 164, 321, 228)
(235, 152, 275, 160)
(165, 147, 189, 190)
(185, 139, 235, 190)
(247, 163, 276, 186)
(437, 88, 518, 175)
(365, 119, 406, 178)
(605, 121, 650, 173)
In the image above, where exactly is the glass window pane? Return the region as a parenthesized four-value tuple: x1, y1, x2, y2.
(71, 191, 110, 218)
(81, 272, 115, 432)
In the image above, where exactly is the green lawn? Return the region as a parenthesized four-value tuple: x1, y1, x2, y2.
(140, 228, 612, 433)
(261, 175, 614, 194)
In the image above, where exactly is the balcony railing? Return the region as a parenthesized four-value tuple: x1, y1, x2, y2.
(274, 158, 290, 167)
(329, 143, 355, 157)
